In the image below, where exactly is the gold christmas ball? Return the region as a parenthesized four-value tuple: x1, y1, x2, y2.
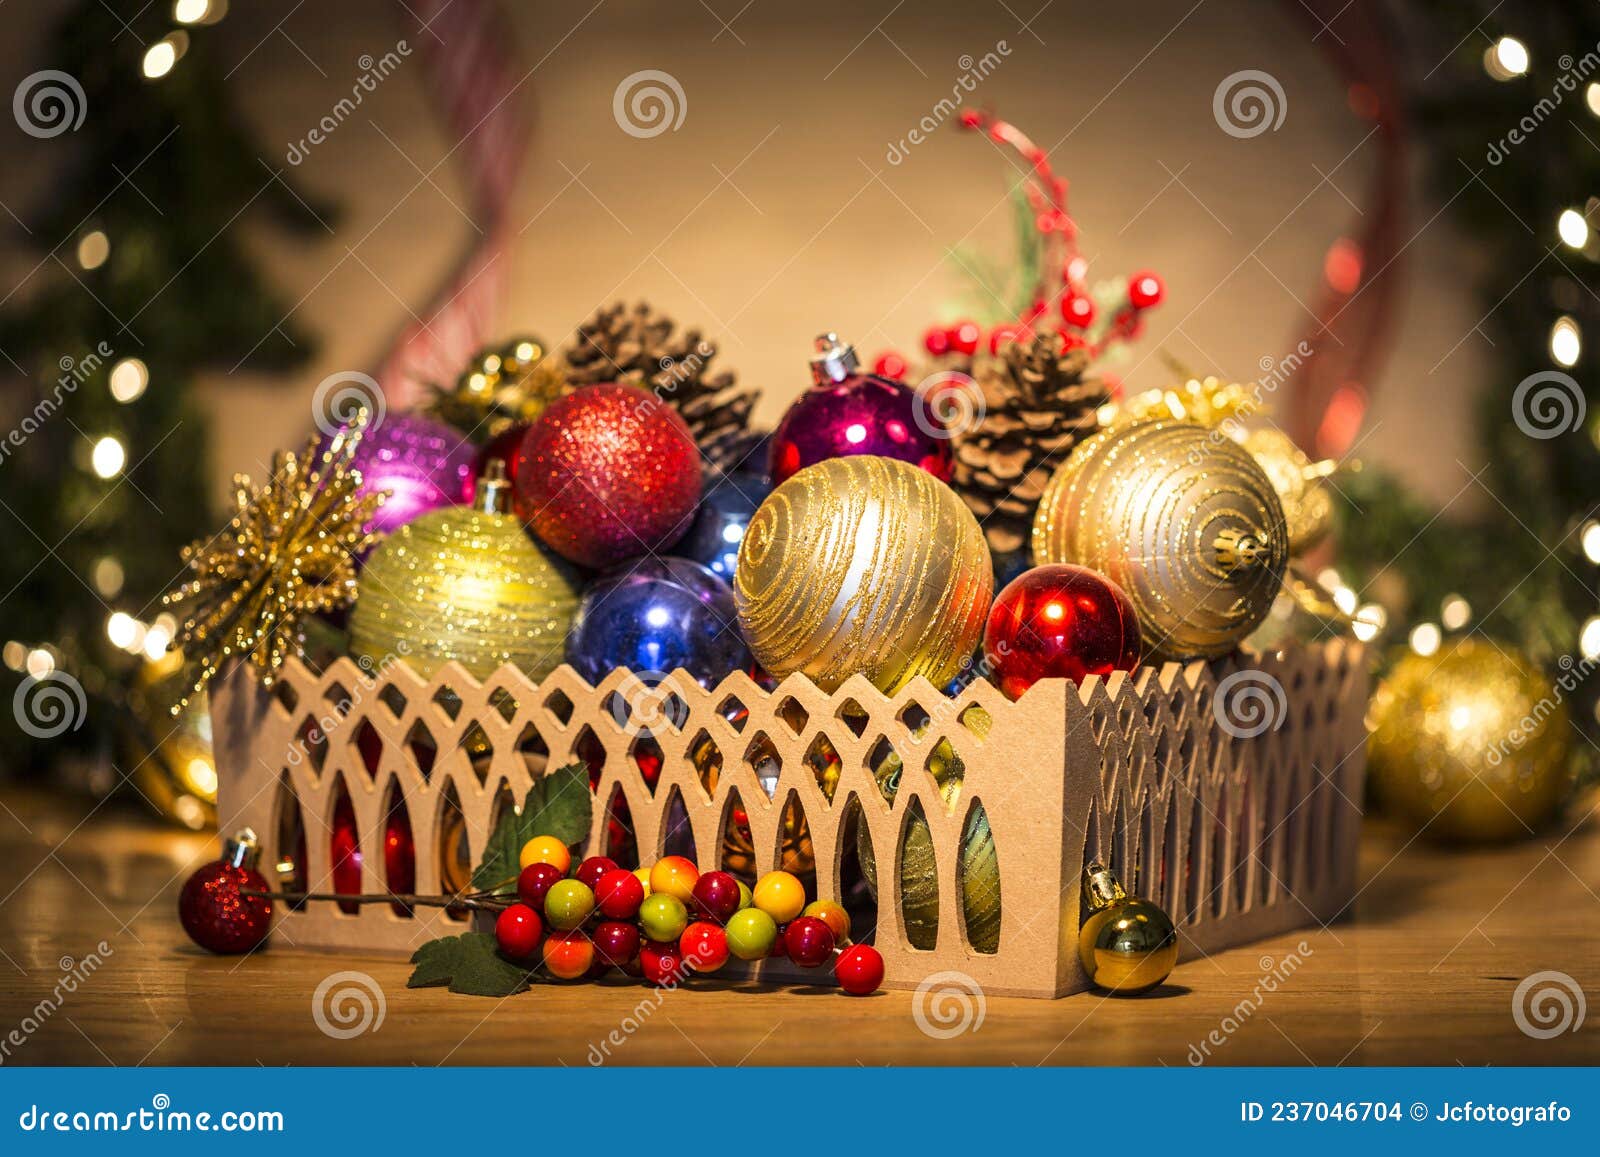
(1032, 418, 1288, 661)
(351, 469, 580, 681)
(1368, 639, 1573, 843)
(1236, 426, 1335, 555)
(1078, 862, 1178, 994)
(734, 455, 993, 694)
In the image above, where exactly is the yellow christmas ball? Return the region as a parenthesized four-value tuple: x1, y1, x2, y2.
(350, 463, 580, 680)
(1236, 426, 1335, 555)
(734, 455, 993, 694)
(1032, 418, 1288, 661)
(1368, 639, 1573, 843)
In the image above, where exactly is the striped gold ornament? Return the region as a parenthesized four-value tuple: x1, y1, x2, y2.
(734, 455, 993, 693)
(1031, 418, 1287, 661)
(351, 465, 581, 681)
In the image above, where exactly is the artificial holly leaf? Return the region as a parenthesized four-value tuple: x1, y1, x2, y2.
(471, 761, 592, 894)
(407, 932, 538, 997)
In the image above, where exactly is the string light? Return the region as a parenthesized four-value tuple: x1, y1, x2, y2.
(106, 612, 139, 650)
(173, 0, 226, 23)
(2, 642, 26, 671)
(1588, 82, 1600, 117)
(1409, 622, 1442, 656)
(1440, 594, 1472, 631)
(1352, 603, 1385, 642)
(1558, 208, 1589, 249)
(76, 231, 110, 270)
(1582, 520, 1600, 563)
(109, 358, 148, 403)
(91, 436, 126, 478)
(142, 33, 189, 80)
(25, 648, 56, 678)
(1581, 616, 1600, 660)
(92, 556, 125, 598)
(1550, 316, 1582, 367)
(1484, 36, 1530, 80)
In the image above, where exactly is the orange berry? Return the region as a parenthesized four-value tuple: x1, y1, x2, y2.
(542, 930, 594, 980)
(753, 870, 806, 923)
(519, 835, 571, 874)
(803, 899, 850, 943)
(650, 855, 700, 904)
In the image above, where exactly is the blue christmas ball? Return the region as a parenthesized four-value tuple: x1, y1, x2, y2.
(566, 557, 751, 686)
(677, 470, 771, 581)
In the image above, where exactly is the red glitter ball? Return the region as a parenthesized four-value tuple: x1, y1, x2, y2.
(513, 383, 702, 569)
(178, 861, 273, 955)
(983, 564, 1141, 699)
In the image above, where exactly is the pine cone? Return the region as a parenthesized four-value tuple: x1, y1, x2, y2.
(951, 332, 1110, 555)
(561, 302, 762, 470)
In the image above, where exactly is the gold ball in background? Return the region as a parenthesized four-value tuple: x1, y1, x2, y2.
(1236, 426, 1335, 555)
(1368, 639, 1573, 843)
(1032, 418, 1288, 661)
(734, 455, 993, 694)
(351, 506, 581, 681)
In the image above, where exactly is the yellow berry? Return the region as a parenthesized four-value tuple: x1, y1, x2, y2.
(650, 855, 700, 904)
(519, 835, 571, 874)
(634, 866, 653, 896)
(753, 870, 806, 922)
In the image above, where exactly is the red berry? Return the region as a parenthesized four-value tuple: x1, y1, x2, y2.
(922, 325, 952, 357)
(835, 944, 885, 995)
(1024, 298, 1049, 322)
(640, 939, 689, 987)
(948, 320, 981, 356)
(594, 867, 646, 919)
(872, 352, 910, 381)
(1128, 270, 1165, 310)
(1060, 292, 1096, 329)
(987, 323, 1032, 355)
(575, 855, 618, 890)
(517, 862, 565, 910)
(783, 916, 836, 967)
(680, 921, 730, 973)
(495, 903, 543, 960)
(592, 919, 642, 967)
(958, 108, 982, 128)
(691, 870, 743, 923)
(769, 924, 789, 958)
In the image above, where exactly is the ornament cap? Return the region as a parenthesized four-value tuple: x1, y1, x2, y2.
(474, 458, 513, 514)
(222, 827, 261, 870)
(1082, 860, 1127, 912)
(1214, 527, 1272, 573)
(809, 333, 860, 385)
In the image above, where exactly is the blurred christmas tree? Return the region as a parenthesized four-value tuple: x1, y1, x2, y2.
(0, 1, 329, 808)
(1337, 6, 1600, 777)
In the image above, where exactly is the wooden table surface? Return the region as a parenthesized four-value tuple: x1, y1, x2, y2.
(1, 785, 1596, 1067)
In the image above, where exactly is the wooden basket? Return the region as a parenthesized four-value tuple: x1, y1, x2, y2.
(209, 640, 1368, 999)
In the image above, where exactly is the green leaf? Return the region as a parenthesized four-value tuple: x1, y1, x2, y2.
(407, 932, 539, 997)
(470, 761, 593, 894)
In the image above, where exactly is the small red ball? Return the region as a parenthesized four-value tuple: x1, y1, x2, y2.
(495, 903, 543, 960)
(680, 921, 730, 973)
(983, 564, 1141, 699)
(575, 855, 618, 890)
(922, 325, 953, 357)
(473, 421, 531, 494)
(640, 939, 689, 987)
(1060, 292, 1096, 329)
(513, 383, 702, 569)
(987, 323, 1033, 355)
(594, 867, 646, 919)
(948, 320, 981, 356)
(783, 916, 836, 968)
(835, 944, 885, 995)
(517, 862, 565, 910)
(1128, 271, 1165, 310)
(592, 919, 642, 967)
(690, 870, 743, 923)
(872, 352, 910, 380)
(179, 861, 273, 955)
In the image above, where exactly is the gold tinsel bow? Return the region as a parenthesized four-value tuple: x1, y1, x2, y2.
(163, 412, 388, 712)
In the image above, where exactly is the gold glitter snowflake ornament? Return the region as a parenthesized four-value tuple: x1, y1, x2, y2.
(163, 411, 388, 711)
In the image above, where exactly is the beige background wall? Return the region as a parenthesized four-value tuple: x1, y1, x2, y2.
(2, 0, 1487, 507)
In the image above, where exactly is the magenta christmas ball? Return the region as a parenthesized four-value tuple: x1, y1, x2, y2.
(339, 410, 476, 536)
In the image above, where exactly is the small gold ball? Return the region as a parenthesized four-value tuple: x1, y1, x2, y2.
(1238, 426, 1334, 554)
(1079, 897, 1179, 994)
